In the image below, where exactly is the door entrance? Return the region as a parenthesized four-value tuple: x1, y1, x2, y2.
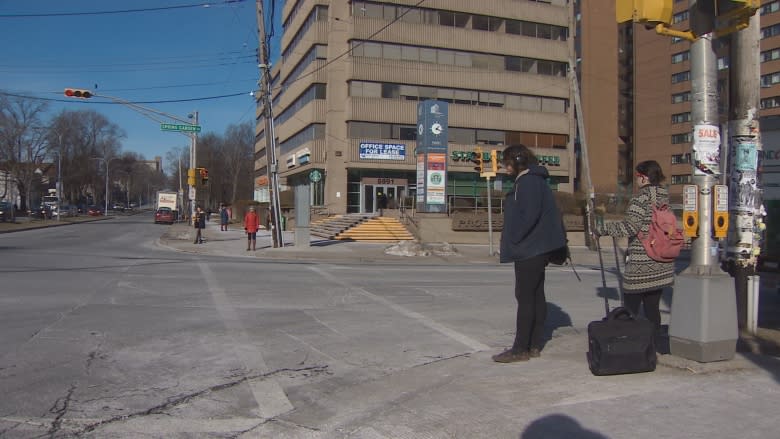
(361, 184, 406, 214)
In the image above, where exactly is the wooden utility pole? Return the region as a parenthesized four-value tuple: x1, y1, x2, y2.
(727, 14, 762, 332)
(256, 0, 284, 248)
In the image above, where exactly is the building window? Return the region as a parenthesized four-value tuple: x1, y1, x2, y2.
(282, 5, 328, 61)
(672, 11, 689, 24)
(671, 153, 692, 164)
(761, 72, 780, 88)
(761, 48, 780, 62)
(671, 112, 692, 124)
(275, 84, 327, 126)
(762, 0, 780, 15)
(672, 92, 691, 104)
(671, 133, 692, 144)
(671, 174, 693, 185)
(282, 44, 327, 88)
(351, 41, 567, 78)
(671, 51, 689, 64)
(279, 124, 325, 155)
(762, 23, 780, 39)
(671, 36, 684, 44)
(671, 71, 691, 84)
(761, 96, 780, 109)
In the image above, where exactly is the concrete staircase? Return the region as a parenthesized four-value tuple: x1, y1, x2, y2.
(310, 214, 372, 240)
(310, 214, 415, 242)
(335, 216, 415, 242)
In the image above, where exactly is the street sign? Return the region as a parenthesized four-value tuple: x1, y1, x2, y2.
(161, 123, 201, 133)
(309, 169, 322, 183)
(188, 186, 196, 201)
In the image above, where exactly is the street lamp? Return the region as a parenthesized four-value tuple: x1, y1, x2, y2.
(92, 157, 120, 215)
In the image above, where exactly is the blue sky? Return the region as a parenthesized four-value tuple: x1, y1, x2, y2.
(0, 0, 281, 167)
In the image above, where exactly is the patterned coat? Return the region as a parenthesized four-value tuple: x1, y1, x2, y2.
(601, 185, 675, 294)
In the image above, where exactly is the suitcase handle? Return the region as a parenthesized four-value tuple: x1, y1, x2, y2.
(607, 307, 634, 321)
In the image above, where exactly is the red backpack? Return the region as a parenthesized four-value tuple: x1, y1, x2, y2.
(637, 189, 684, 263)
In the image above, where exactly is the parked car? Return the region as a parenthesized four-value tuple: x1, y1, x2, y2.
(112, 203, 125, 212)
(53, 205, 77, 217)
(29, 205, 53, 219)
(87, 205, 103, 216)
(0, 201, 14, 222)
(154, 207, 175, 224)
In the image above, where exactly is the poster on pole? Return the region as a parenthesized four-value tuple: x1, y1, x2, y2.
(416, 154, 426, 203)
(426, 153, 446, 205)
(693, 124, 721, 175)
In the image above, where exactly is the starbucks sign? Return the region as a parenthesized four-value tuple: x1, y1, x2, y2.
(309, 169, 322, 183)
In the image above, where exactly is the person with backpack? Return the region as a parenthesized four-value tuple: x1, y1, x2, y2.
(594, 160, 677, 335)
(493, 144, 567, 363)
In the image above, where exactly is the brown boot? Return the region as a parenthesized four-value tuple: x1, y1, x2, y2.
(492, 349, 530, 363)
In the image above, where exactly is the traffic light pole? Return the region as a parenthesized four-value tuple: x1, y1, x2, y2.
(486, 176, 494, 256)
(727, 13, 762, 333)
(667, 0, 738, 362)
(190, 111, 199, 224)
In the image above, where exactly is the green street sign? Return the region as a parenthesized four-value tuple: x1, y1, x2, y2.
(309, 169, 322, 183)
(161, 123, 201, 133)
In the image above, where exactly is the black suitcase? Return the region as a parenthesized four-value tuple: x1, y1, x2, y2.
(588, 307, 656, 375)
(587, 236, 656, 376)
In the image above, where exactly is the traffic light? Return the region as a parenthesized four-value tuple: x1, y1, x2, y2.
(470, 147, 484, 175)
(187, 168, 196, 186)
(200, 168, 209, 184)
(64, 88, 93, 99)
(490, 149, 499, 174)
(616, 0, 673, 25)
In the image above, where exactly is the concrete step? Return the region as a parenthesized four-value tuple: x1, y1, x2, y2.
(334, 217, 414, 242)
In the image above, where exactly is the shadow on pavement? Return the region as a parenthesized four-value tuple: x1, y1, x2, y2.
(542, 302, 573, 349)
(520, 414, 609, 439)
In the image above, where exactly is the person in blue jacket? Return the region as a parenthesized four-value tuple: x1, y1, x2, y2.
(493, 144, 567, 363)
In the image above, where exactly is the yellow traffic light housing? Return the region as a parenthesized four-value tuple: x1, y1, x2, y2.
(616, 0, 673, 25)
(490, 150, 499, 174)
(187, 168, 196, 186)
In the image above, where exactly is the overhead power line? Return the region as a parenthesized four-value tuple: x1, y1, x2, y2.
(0, 0, 247, 18)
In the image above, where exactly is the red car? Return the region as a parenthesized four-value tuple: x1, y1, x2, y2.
(154, 207, 174, 224)
(87, 205, 103, 216)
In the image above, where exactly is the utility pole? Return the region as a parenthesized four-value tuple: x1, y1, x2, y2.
(727, 13, 762, 333)
(570, 64, 596, 250)
(256, 0, 284, 248)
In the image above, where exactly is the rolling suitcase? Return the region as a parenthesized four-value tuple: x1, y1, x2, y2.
(587, 236, 656, 376)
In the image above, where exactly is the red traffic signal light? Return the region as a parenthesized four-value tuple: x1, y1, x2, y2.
(470, 147, 484, 174)
(64, 88, 93, 99)
(199, 168, 209, 183)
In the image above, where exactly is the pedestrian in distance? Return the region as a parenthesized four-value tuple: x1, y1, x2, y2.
(244, 206, 260, 251)
(377, 191, 388, 216)
(219, 203, 229, 231)
(494, 144, 567, 363)
(594, 160, 674, 335)
(193, 206, 205, 244)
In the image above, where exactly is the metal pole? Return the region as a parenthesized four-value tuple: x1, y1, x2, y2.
(56, 147, 61, 222)
(190, 111, 199, 223)
(727, 13, 762, 331)
(688, 0, 720, 273)
(570, 65, 596, 250)
(486, 176, 494, 256)
(105, 159, 109, 216)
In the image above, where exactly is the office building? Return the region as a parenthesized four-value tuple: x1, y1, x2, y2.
(255, 0, 576, 214)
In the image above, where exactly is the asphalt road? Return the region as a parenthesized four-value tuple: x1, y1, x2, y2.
(0, 213, 779, 438)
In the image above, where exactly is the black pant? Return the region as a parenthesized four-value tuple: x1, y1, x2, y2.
(624, 289, 662, 332)
(512, 254, 548, 353)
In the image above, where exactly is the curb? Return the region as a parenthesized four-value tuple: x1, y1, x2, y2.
(0, 216, 114, 234)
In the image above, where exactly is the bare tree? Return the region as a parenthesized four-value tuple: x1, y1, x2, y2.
(222, 122, 254, 204)
(0, 95, 49, 210)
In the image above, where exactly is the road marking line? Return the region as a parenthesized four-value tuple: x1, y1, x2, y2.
(198, 262, 294, 418)
(308, 266, 490, 353)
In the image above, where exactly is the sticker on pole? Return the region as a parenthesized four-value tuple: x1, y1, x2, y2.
(693, 124, 721, 176)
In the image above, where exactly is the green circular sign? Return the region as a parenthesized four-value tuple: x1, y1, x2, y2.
(430, 173, 442, 185)
(309, 169, 322, 183)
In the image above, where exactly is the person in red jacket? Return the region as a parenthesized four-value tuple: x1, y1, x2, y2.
(244, 206, 260, 251)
